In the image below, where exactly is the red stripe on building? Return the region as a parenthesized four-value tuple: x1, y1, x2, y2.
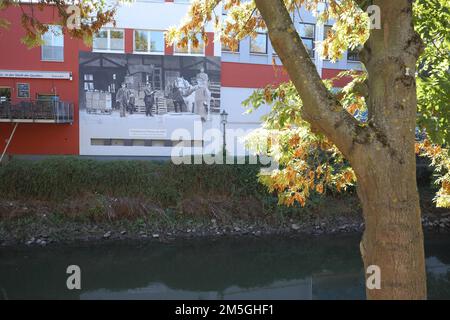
(322, 68, 354, 88)
(221, 62, 289, 88)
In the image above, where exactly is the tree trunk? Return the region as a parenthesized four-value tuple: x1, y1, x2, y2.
(254, 0, 427, 299)
(353, 0, 427, 299)
(353, 150, 427, 299)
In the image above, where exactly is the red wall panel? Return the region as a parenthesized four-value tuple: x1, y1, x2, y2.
(165, 40, 174, 56)
(125, 28, 134, 54)
(0, 5, 82, 155)
(205, 32, 215, 57)
(222, 62, 290, 88)
(322, 68, 354, 88)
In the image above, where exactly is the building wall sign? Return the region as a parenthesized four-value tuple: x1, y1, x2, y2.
(0, 70, 71, 80)
(17, 83, 30, 98)
(129, 129, 167, 139)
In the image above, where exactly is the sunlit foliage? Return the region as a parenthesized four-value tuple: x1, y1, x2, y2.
(1, 0, 448, 207)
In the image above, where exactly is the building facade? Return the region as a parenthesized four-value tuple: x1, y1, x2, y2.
(0, 0, 362, 159)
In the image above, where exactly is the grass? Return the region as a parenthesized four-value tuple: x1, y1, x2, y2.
(0, 157, 363, 228)
(0, 157, 263, 203)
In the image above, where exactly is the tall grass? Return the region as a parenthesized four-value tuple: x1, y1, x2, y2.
(0, 158, 266, 206)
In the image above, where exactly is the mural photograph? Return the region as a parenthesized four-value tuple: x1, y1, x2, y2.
(78, 52, 221, 154)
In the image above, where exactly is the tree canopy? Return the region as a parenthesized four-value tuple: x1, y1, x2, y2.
(166, 0, 450, 208)
(0, 0, 448, 208)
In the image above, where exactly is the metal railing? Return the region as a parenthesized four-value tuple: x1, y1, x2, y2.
(0, 99, 74, 123)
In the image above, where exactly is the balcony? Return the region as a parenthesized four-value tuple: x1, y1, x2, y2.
(0, 100, 74, 124)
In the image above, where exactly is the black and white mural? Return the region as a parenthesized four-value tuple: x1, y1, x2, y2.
(78, 52, 222, 155)
(79, 52, 221, 118)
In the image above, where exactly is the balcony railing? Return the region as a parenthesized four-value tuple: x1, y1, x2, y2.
(0, 100, 74, 124)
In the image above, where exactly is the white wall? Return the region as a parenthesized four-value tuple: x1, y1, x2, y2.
(79, 87, 268, 157)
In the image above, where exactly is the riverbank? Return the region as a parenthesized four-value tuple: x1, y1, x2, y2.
(0, 192, 364, 246)
(0, 158, 449, 246)
(1, 190, 449, 246)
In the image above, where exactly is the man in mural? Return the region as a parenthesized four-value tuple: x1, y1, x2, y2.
(172, 76, 191, 113)
(194, 67, 211, 121)
(116, 82, 129, 118)
(144, 82, 155, 117)
(128, 91, 136, 115)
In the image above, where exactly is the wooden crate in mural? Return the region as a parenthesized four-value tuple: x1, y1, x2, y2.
(85, 91, 112, 114)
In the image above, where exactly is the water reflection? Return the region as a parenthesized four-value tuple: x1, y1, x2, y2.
(0, 234, 449, 300)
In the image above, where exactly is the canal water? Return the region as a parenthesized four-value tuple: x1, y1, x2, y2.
(0, 234, 449, 300)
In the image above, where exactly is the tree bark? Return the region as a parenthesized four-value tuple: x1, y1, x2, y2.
(355, 0, 427, 299)
(255, 0, 427, 299)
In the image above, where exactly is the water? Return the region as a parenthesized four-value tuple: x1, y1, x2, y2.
(0, 234, 449, 300)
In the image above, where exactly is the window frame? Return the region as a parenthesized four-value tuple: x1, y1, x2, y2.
(133, 29, 165, 54)
(298, 22, 316, 58)
(221, 11, 240, 54)
(173, 34, 205, 56)
(93, 28, 125, 53)
(250, 32, 268, 55)
(347, 48, 361, 62)
(322, 24, 333, 61)
(222, 41, 240, 53)
(41, 25, 64, 62)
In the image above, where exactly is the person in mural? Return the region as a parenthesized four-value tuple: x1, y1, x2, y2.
(194, 67, 211, 121)
(172, 76, 191, 113)
(128, 91, 136, 115)
(144, 82, 155, 117)
(196, 67, 209, 85)
(116, 82, 129, 117)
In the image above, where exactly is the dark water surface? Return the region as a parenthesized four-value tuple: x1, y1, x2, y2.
(1, 234, 449, 300)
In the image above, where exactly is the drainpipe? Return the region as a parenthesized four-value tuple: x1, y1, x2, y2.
(0, 123, 19, 164)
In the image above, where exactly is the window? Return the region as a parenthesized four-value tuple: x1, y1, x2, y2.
(174, 33, 204, 55)
(0, 87, 11, 102)
(134, 30, 165, 53)
(84, 74, 94, 91)
(250, 32, 268, 54)
(323, 25, 333, 40)
(41, 25, 64, 61)
(221, 10, 239, 53)
(323, 25, 333, 60)
(222, 41, 240, 53)
(298, 23, 315, 57)
(348, 47, 361, 62)
(93, 29, 124, 52)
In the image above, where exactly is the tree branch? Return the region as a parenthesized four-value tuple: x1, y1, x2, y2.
(254, 0, 372, 159)
(353, 0, 372, 11)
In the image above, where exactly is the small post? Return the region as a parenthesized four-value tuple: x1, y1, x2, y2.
(220, 110, 228, 162)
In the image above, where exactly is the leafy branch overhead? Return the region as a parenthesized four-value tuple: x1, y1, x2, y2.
(0, 0, 118, 47)
(168, 0, 450, 208)
(0, 0, 448, 209)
